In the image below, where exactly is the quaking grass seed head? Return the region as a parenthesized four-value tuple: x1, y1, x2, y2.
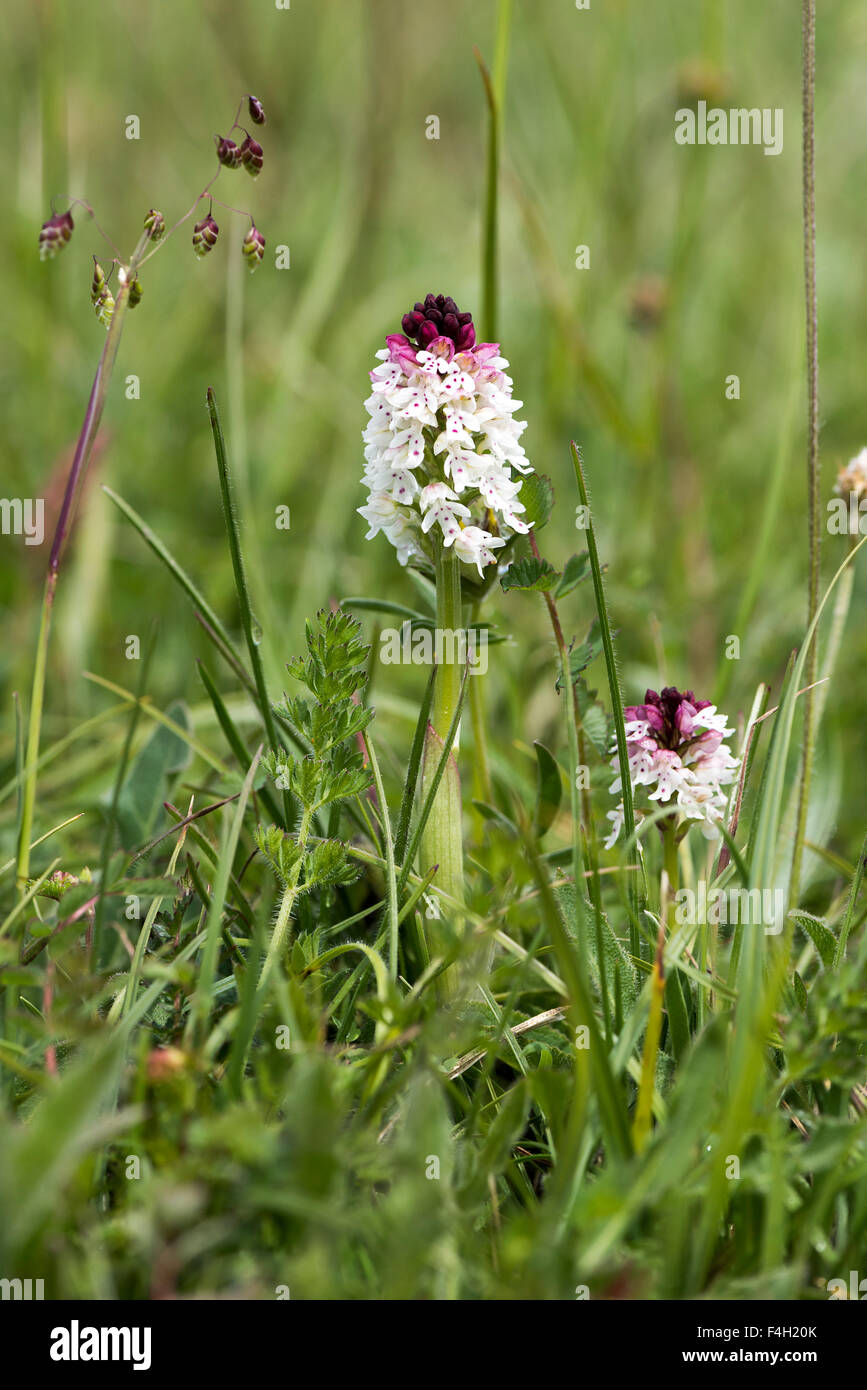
(242, 223, 266, 273)
(216, 135, 242, 168)
(39, 209, 74, 260)
(90, 257, 115, 328)
(117, 264, 142, 308)
(247, 94, 266, 126)
(90, 257, 107, 305)
(240, 135, 264, 178)
(94, 286, 115, 328)
(192, 213, 220, 257)
(144, 207, 166, 241)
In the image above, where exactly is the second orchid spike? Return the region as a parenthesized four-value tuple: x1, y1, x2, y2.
(39, 210, 74, 261)
(192, 213, 220, 257)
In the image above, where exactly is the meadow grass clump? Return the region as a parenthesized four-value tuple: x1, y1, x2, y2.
(1, 0, 866, 1308)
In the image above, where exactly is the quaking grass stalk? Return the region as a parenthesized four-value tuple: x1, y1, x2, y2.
(467, 2, 512, 820)
(16, 231, 150, 894)
(791, 0, 820, 905)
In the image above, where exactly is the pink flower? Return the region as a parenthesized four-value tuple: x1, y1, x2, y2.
(605, 687, 739, 848)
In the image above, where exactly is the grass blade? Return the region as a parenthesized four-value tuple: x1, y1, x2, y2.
(570, 441, 643, 955)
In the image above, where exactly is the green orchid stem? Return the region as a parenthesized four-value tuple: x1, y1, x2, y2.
(433, 541, 463, 737)
(662, 817, 680, 921)
(468, 599, 493, 818)
(420, 540, 465, 997)
(660, 815, 686, 1065)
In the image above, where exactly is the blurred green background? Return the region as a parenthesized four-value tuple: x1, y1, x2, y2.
(3, 0, 866, 877)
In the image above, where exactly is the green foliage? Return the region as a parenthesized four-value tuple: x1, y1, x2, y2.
(789, 910, 837, 968)
(518, 473, 555, 531)
(555, 551, 591, 599)
(115, 701, 192, 845)
(500, 555, 559, 592)
(256, 609, 371, 921)
(574, 676, 610, 754)
(266, 608, 373, 813)
(3, 0, 867, 1308)
(532, 740, 562, 838)
(555, 618, 604, 691)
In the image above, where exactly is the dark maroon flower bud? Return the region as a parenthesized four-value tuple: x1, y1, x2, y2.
(216, 135, 242, 168)
(401, 310, 425, 336)
(240, 136, 264, 178)
(242, 223, 266, 273)
(400, 293, 476, 351)
(192, 213, 220, 257)
(631, 687, 713, 751)
(417, 319, 440, 347)
(144, 208, 165, 241)
(247, 94, 266, 126)
(39, 210, 74, 261)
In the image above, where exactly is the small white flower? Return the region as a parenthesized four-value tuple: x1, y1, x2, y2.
(451, 525, 506, 576)
(420, 481, 472, 542)
(357, 493, 402, 539)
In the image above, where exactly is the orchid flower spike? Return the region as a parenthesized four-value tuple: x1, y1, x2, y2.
(605, 686, 739, 849)
(359, 294, 533, 575)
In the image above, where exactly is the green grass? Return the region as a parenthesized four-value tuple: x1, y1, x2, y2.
(1, 0, 867, 1301)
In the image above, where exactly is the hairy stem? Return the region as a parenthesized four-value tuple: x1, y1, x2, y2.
(258, 806, 313, 998)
